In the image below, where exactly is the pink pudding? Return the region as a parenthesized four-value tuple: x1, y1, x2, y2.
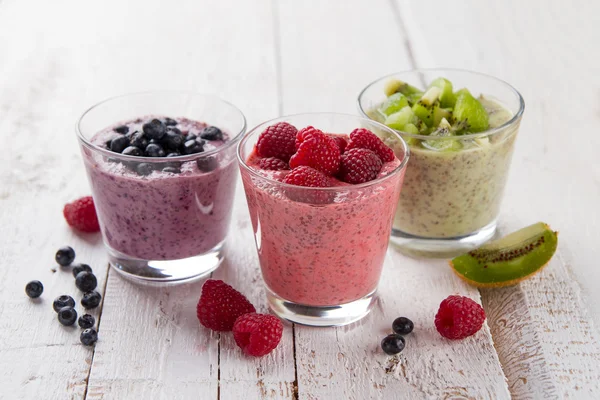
(241, 134, 405, 307)
(83, 116, 237, 261)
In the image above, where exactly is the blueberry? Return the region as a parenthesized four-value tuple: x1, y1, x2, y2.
(143, 119, 166, 140)
(57, 307, 77, 326)
(183, 139, 204, 154)
(200, 126, 224, 141)
(164, 117, 178, 126)
(145, 143, 166, 157)
(137, 163, 154, 176)
(78, 314, 95, 329)
(162, 131, 184, 150)
(25, 280, 43, 298)
(53, 295, 76, 312)
(197, 156, 219, 172)
(110, 135, 130, 153)
(55, 246, 75, 266)
(122, 146, 142, 156)
(381, 334, 405, 355)
(186, 134, 197, 141)
(166, 152, 181, 157)
(114, 125, 129, 134)
(167, 126, 182, 135)
(81, 291, 102, 309)
(80, 328, 98, 346)
(75, 271, 97, 292)
(129, 131, 148, 149)
(163, 167, 180, 174)
(72, 263, 92, 278)
(392, 317, 414, 335)
(148, 139, 160, 145)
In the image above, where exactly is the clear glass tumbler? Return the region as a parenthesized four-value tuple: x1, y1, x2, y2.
(76, 92, 246, 285)
(237, 113, 409, 326)
(358, 69, 525, 258)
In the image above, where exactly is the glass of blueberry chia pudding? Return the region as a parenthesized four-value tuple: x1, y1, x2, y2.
(237, 113, 409, 326)
(76, 92, 246, 284)
(358, 69, 525, 258)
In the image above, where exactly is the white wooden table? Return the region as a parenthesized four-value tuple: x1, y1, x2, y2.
(1, 0, 599, 399)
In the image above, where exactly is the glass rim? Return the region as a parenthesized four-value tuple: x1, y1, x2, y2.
(236, 112, 410, 192)
(356, 68, 525, 141)
(75, 90, 247, 163)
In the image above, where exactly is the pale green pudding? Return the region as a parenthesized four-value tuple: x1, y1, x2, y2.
(369, 78, 518, 239)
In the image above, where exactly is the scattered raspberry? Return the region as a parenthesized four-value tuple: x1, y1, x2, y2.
(233, 313, 283, 357)
(63, 196, 100, 233)
(346, 128, 395, 162)
(283, 166, 331, 188)
(290, 128, 341, 176)
(196, 280, 256, 331)
(434, 295, 486, 340)
(258, 157, 289, 171)
(338, 148, 383, 184)
(256, 122, 298, 162)
(330, 136, 347, 154)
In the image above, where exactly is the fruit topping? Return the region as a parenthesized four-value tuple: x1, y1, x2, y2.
(453, 88, 489, 133)
(114, 125, 129, 134)
(145, 143, 166, 157)
(80, 328, 98, 346)
(75, 271, 98, 292)
(110, 135, 130, 153)
(428, 77, 456, 108)
(330, 136, 347, 154)
(78, 314, 95, 329)
(196, 279, 256, 332)
(258, 157, 289, 171)
(55, 246, 75, 266)
(25, 280, 44, 298)
(200, 126, 224, 141)
(81, 290, 102, 309)
(381, 334, 406, 355)
(142, 118, 167, 140)
(392, 317, 414, 335)
(57, 306, 77, 326)
(379, 92, 409, 117)
(338, 148, 383, 184)
(283, 166, 331, 188)
(290, 128, 341, 176)
(449, 222, 558, 288)
(233, 313, 283, 357)
(182, 139, 204, 155)
(63, 196, 100, 233)
(434, 295, 485, 340)
(256, 122, 298, 162)
(122, 146, 142, 156)
(346, 128, 395, 162)
(53, 295, 75, 312)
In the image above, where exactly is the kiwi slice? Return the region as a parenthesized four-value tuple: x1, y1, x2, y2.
(421, 118, 462, 151)
(379, 93, 409, 117)
(384, 79, 423, 98)
(450, 223, 558, 288)
(429, 77, 456, 108)
(412, 87, 442, 128)
(433, 107, 452, 127)
(453, 89, 490, 133)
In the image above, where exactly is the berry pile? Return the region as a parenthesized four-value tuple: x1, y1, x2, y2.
(197, 279, 283, 357)
(104, 117, 225, 175)
(380, 316, 414, 355)
(253, 122, 395, 187)
(25, 245, 101, 346)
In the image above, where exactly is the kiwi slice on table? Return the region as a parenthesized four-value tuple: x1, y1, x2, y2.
(449, 223, 558, 288)
(378, 93, 409, 117)
(429, 77, 456, 108)
(453, 89, 490, 133)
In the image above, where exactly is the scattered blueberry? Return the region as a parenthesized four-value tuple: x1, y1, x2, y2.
(122, 146, 142, 156)
(183, 139, 204, 154)
(137, 163, 154, 176)
(78, 314, 95, 329)
(53, 295, 76, 312)
(114, 125, 129, 134)
(164, 117, 178, 126)
(110, 135, 130, 153)
(381, 334, 406, 355)
(129, 131, 148, 149)
(81, 291, 102, 309)
(145, 143, 166, 157)
(200, 126, 223, 141)
(197, 156, 219, 172)
(163, 167, 181, 174)
(143, 119, 166, 140)
(80, 328, 98, 346)
(25, 280, 44, 298)
(75, 272, 98, 292)
(57, 307, 78, 326)
(72, 263, 93, 278)
(392, 317, 414, 335)
(162, 131, 184, 150)
(55, 246, 75, 266)
(166, 152, 181, 157)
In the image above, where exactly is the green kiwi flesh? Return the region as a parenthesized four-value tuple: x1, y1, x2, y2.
(450, 222, 558, 287)
(379, 92, 409, 116)
(429, 77, 456, 108)
(453, 88, 490, 133)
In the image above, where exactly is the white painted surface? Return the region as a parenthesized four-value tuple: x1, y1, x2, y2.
(0, 0, 598, 399)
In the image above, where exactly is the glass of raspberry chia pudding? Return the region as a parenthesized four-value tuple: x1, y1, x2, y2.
(358, 69, 525, 258)
(237, 113, 409, 326)
(76, 92, 246, 285)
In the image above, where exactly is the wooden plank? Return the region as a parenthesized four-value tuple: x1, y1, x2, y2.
(277, 1, 510, 398)
(397, 0, 600, 397)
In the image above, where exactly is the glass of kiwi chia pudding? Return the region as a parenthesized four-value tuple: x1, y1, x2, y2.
(358, 69, 525, 258)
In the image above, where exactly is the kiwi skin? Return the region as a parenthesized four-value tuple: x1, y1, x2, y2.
(449, 223, 558, 288)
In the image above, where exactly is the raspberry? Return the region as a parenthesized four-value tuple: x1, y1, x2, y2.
(196, 279, 256, 331)
(233, 313, 283, 357)
(330, 136, 347, 154)
(338, 148, 383, 184)
(346, 128, 395, 162)
(295, 126, 321, 149)
(257, 157, 289, 171)
(434, 295, 486, 340)
(290, 128, 341, 176)
(256, 122, 298, 162)
(63, 196, 100, 233)
(283, 166, 331, 188)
